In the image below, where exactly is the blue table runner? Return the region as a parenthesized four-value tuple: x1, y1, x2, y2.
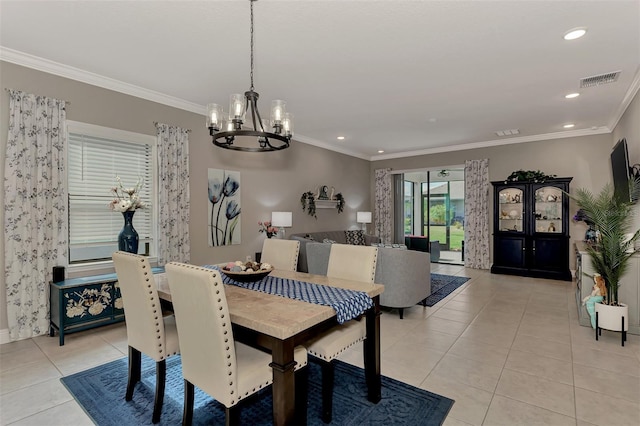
(204, 266, 373, 324)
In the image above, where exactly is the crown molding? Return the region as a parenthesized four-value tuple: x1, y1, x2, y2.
(0, 47, 205, 115)
(370, 126, 612, 161)
(608, 66, 640, 131)
(292, 133, 371, 161)
(1, 47, 623, 163)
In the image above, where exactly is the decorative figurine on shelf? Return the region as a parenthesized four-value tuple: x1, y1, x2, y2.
(330, 186, 335, 200)
(513, 194, 521, 203)
(548, 222, 556, 232)
(585, 226, 597, 243)
(318, 185, 329, 200)
(547, 194, 558, 202)
(582, 274, 607, 328)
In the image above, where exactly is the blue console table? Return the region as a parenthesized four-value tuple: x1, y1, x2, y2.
(49, 267, 164, 345)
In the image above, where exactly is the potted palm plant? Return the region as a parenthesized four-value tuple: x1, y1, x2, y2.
(571, 179, 640, 344)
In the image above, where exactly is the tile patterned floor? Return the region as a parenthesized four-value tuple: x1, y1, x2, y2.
(1, 264, 639, 425)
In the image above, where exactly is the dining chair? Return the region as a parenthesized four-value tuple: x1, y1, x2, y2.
(304, 243, 378, 423)
(260, 238, 300, 271)
(165, 262, 308, 425)
(112, 251, 180, 424)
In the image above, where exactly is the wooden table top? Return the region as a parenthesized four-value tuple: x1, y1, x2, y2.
(155, 268, 384, 340)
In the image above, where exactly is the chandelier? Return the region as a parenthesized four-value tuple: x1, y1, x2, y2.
(437, 170, 450, 178)
(206, 0, 293, 152)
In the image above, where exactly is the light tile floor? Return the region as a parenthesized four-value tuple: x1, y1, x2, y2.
(1, 264, 639, 425)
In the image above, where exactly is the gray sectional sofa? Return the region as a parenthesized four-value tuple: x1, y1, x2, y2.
(290, 230, 380, 273)
(298, 238, 432, 318)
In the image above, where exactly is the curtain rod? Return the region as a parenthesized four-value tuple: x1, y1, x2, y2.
(153, 121, 191, 133)
(4, 88, 71, 105)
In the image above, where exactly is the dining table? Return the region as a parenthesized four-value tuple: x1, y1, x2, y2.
(154, 267, 384, 426)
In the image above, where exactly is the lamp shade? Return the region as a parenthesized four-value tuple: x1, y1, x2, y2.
(271, 211, 292, 227)
(357, 211, 372, 224)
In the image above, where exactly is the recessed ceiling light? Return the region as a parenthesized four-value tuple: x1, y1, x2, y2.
(377, 150, 384, 153)
(565, 93, 580, 99)
(337, 136, 345, 140)
(564, 27, 587, 40)
(563, 124, 575, 129)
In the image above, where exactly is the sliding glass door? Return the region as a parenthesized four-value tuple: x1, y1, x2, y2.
(402, 169, 465, 264)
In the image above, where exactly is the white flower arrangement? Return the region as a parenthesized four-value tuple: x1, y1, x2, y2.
(108, 176, 147, 212)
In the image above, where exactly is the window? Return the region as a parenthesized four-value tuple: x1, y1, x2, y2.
(66, 121, 157, 265)
(403, 180, 414, 235)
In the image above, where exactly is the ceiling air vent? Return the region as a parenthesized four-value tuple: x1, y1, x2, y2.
(580, 71, 621, 88)
(495, 129, 520, 137)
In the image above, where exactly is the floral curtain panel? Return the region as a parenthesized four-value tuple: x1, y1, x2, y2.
(4, 90, 67, 341)
(464, 159, 490, 269)
(374, 168, 393, 244)
(155, 123, 190, 265)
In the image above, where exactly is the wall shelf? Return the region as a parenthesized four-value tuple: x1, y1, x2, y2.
(315, 199, 339, 209)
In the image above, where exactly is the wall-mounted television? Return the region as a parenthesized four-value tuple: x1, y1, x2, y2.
(610, 138, 637, 203)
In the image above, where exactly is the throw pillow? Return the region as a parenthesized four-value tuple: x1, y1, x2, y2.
(322, 238, 336, 244)
(345, 230, 366, 245)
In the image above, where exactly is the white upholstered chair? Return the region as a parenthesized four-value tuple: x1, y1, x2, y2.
(260, 238, 300, 271)
(165, 262, 308, 425)
(112, 251, 180, 424)
(305, 244, 378, 423)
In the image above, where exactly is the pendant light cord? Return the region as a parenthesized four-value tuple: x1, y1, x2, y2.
(250, 0, 255, 91)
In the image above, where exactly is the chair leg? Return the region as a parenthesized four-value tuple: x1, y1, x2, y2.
(399, 308, 404, 319)
(225, 406, 240, 426)
(183, 380, 194, 426)
(295, 365, 309, 425)
(126, 346, 141, 401)
(152, 360, 166, 423)
(321, 361, 335, 424)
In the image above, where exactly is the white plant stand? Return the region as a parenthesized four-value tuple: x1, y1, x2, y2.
(595, 302, 629, 347)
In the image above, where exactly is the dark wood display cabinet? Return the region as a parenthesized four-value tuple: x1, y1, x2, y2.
(491, 177, 572, 281)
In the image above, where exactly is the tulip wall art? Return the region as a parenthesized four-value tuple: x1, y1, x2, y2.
(208, 168, 241, 246)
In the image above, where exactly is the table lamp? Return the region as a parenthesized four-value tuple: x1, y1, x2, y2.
(271, 211, 292, 238)
(357, 211, 372, 232)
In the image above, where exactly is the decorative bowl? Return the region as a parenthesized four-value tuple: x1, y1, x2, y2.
(221, 267, 274, 282)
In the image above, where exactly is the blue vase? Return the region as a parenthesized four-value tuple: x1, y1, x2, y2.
(118, 211, 139, 253)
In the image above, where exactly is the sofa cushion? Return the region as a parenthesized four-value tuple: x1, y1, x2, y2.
(344, 230, 366, 245)
(289, 231, 381, 272)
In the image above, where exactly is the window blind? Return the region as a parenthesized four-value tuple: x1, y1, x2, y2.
(68, 132, 153, 262)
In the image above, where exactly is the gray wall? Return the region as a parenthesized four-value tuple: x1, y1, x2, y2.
(0, 61, 372, 332)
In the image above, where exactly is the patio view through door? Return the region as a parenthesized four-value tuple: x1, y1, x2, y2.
(401, 168, 465, 264)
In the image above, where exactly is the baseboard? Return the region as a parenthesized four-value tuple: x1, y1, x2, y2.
(0, 328, 10, 345)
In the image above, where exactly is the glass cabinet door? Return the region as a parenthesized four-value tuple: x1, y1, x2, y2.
(534, 186, 563, 233)
(498, 187, 524, 232)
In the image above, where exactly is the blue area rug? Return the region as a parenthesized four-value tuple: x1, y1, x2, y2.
(61, 355, 453, 425)
(424, 274, 471, 306)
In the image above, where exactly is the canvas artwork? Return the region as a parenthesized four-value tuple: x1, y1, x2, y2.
(208, 168, 241, 246)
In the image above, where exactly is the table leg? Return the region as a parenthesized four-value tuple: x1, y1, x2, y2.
(269, 337, 297, 426)
(364, 295, 382, 403)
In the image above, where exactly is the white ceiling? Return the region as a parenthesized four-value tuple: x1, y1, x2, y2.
(1, 0, 639, 160)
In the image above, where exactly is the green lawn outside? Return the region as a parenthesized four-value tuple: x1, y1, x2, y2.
(424, 225, 464, 251)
